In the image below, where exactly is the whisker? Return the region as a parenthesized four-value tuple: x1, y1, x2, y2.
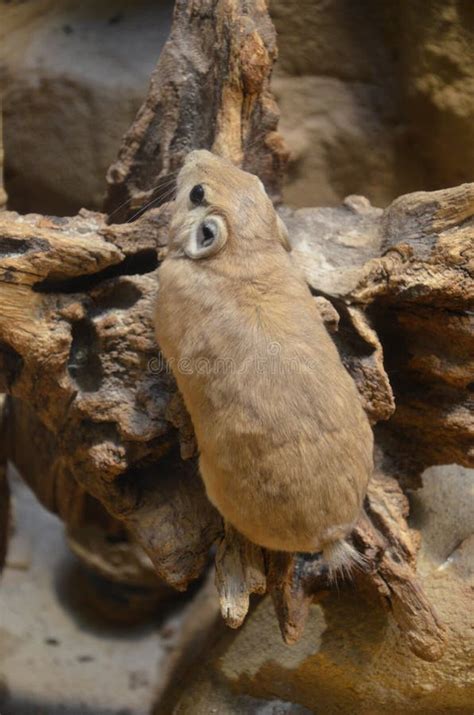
(108, 170, 179, 221)
(140, 183, 176, 208)
(126, 200, 160, 224)
(153, 186, 177, 206)
(152, 181, 179, 202)
(126, 186, 176, 224)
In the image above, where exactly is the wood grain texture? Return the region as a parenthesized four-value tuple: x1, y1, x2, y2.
(1, 182, 471, 660)
(104, 0, 288, 222)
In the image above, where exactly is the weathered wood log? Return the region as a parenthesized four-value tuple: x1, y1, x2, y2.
(353, 185, 474, 472)
(355, 472, 448, 662)
(104, 0, 288, 222)
(0, 207, 222, 590)
(215, 522, 266, 628)
(213, 473, 449, 662)
(2, 184, 471, 660)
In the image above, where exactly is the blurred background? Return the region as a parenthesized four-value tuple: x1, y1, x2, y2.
(2, 0, 474, 217)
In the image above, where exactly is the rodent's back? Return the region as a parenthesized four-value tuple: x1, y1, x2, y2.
(156, 248, 373, 553)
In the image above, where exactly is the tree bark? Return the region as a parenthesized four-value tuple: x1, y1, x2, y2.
(104, 0, 288, 222)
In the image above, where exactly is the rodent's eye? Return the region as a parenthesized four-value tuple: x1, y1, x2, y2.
(190, 184, 205, 205)
(197, 221, 215, 248)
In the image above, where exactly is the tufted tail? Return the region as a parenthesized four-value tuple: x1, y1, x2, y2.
(323, 539, 367, 582)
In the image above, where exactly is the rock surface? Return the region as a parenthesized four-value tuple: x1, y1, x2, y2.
(0, 0, 174, 215)
(0, 470, 192, 715)
(271, 0, 474, 207)
(3, 1, 474, 213)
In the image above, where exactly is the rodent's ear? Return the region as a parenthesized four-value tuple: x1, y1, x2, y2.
(184, 216, 228, 260)
(275, 214, 291, 252)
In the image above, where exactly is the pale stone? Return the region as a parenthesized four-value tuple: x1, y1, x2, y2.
(271, 0, 474, 208)
(0, 0, 173, 214)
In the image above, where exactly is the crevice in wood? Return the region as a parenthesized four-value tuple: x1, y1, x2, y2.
(68, 319, 104, 393)
(0, 342, 23, 392)
(33, 248, 158, 293)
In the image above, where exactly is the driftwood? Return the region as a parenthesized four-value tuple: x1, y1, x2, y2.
(104, 0, 288, 221)
(0, 207, 221, 590)
(2, 182, 471, 658)
(354, 185, 474, 470)
(1, 0, 472, 663)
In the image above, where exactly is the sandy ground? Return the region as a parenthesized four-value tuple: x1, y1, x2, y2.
(0, 472, 192, 715)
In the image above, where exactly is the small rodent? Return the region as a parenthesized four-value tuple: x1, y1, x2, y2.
(155, 150, 373, 576)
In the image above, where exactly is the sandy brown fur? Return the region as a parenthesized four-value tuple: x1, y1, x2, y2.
(154, 150, 373, 556)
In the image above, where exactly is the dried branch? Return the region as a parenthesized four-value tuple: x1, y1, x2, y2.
(105, 0, 288, 221)
(215, 522, 266, 628)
